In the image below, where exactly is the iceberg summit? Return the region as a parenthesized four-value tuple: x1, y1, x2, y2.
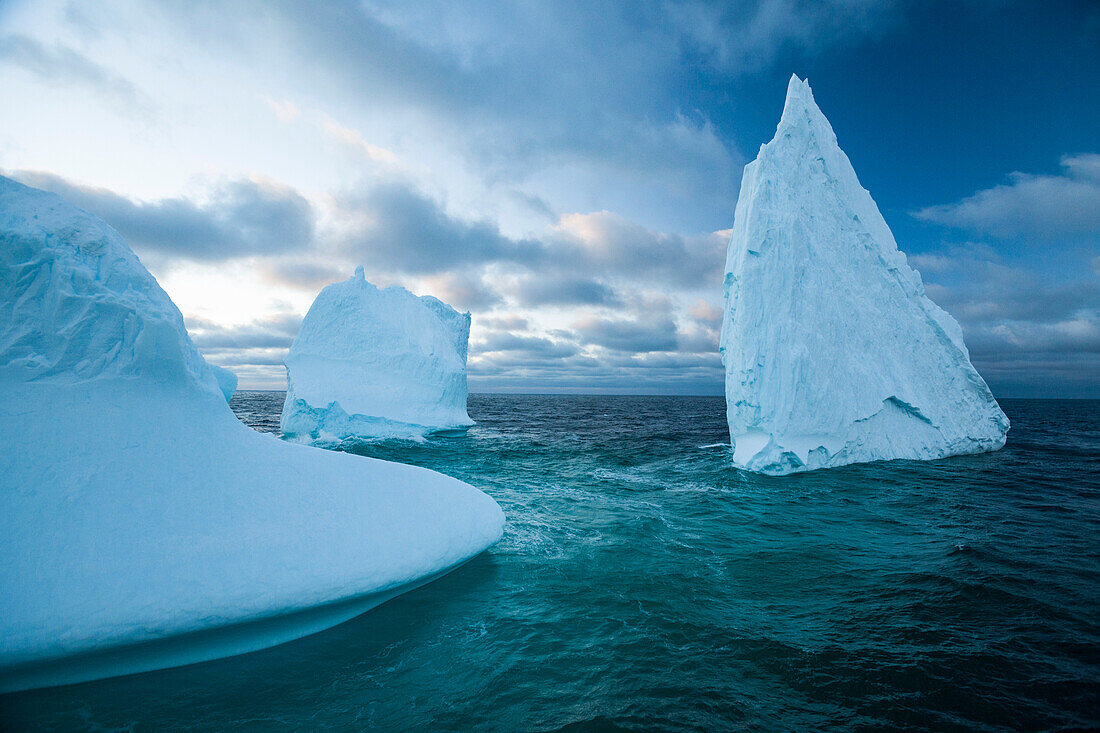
(0, 176, 504, 692)
(281, 268, 474, 441)
(720, 76, 1009, 475)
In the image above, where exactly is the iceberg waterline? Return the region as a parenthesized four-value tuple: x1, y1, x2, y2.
(281, 266, 474, 442)
(0, 176, 504, 692)
(720, 76, 1009, 474)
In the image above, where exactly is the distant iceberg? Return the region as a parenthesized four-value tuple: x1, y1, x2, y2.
(0, 176, 503, 692)
(720, 76, 1009, 475)
(281, 268, 474, 441)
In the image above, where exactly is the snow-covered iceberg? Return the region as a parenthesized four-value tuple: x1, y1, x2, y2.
(0, 176, 504, 692)
(720, 76, 1009, 475)
(281, 269, 474, 441)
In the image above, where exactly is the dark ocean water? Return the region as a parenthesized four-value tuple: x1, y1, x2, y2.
(3, 393, 1098, 731)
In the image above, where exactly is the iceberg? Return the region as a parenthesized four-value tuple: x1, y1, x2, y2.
(281, 268, 474, 441)
(0, 176, 504, 692)
(720, 76, 1009, 475)
(211, 363, 238, 402)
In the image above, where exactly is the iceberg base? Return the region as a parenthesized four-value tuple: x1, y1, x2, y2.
(0, 556, 478, 694)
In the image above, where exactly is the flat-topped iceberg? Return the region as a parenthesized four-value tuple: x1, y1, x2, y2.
(0, 176, 503, 692)
(281, 269, 474, 441)
(720, 76, 1009, 475)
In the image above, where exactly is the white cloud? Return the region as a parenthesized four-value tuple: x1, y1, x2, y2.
(264, 97, 300, 123)
(317, 115, 398, 164)
(914, 154, 1100, 240)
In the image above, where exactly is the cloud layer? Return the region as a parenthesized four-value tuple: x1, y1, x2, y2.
(11, 171, 315, 260)
(915, 154, 1100, 241)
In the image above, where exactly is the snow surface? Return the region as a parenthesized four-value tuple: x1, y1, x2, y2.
(720, 76, 1009, 475)
(0, 176, 504, 692)
(281, 267, 474, 441)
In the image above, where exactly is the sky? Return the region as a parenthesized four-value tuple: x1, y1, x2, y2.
(1, 0, 1097, 396)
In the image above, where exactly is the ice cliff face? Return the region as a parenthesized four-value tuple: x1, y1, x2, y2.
(0, 177, 227, 395)
(281, 267, 474, 441)
(0, 176, 503, 692)
(720, 76, 1009, 475)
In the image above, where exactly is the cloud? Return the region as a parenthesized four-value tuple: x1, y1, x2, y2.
(0, 33, 153, 115)
(334, 181, 542, 274)
(10, 170, 316, 261)
(467, 351, 723, 395)
(511, 275, 619, 307)
(920, 244, 1099, 327)
(479, 314, 529, 331)
(572, 315, 679, 353)
(259, 260, 349, 291)
(186, 312, 302, 350)
(552, 211, 727, 287)
(688, 300, 723, 328)
(914, 154, 1100, 241)
(265, 97, 300, 123)
(474, 332, 579, 359)
(419, 272, 502, 311)
(317, 115, 398, 163)
(146, 0, 748, 229)
(677, 326, 719, 354)
(916, 244, 1100, 395)
(666, 0, 901, 73)
(332, 179, 728, 289)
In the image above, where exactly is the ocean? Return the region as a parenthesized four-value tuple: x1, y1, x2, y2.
(2, 393, 1098, 731)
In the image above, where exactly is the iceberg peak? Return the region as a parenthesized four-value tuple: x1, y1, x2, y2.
(785, 73, 810, 102)
(354, 264, 365, 280)
(777, 75, 837, 150)
(720, 78, 1009, 475)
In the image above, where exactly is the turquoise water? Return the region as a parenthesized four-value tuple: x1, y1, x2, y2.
(2, 394, 1098, 731)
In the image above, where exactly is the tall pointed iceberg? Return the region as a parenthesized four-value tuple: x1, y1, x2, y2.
(0, 176, 503, 692)
(720, 76, 1009, 475)
(281, 268, 474, 441)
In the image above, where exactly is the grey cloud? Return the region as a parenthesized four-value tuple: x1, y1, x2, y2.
(203, 349, 289, 367)
(572, 316, 679, 353)
(914, 154, 1100, 241)
(688, 300, 723, 328)
(918, 245, 1100, 396)
(0, 33, 152, 115)
(668, 0, 901, 73)
(922, 247, 1100, 326)
(11, 170, 315, 261)
(479, 315, 530, 331)
(335, 179, 720, 290)
(420, 272, 503, 311)
(260, 261, 350, 291)
(468, 356, 723, 395)
(677, 327, 719, 354)
(336, 181, 542, 274)
(187, 313, 302, 351)
(969, 353, 1100, 399)
(551, 212, 727, 288)
(603, 352, 722, 370)
(475, 332, 579, 359)
(513, 276, 620, 307)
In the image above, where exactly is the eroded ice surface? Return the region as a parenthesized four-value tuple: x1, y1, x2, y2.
(281, 268, 474, 441)
(0, 176, 503, 692)
(720, 76, 1009, 475)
